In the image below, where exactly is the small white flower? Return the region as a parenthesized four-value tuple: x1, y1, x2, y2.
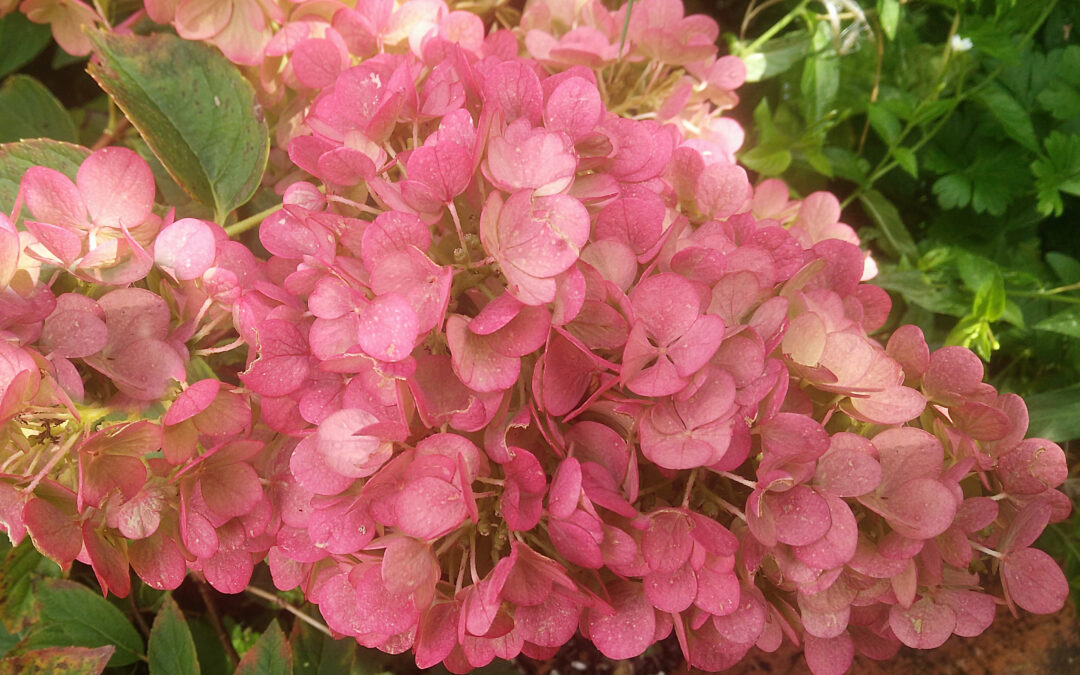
(950, 34, 974, 52)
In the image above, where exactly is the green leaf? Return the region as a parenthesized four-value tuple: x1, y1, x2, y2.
(975, 83, 1039, 152)
(0, 13, 51, 79)
(738, 146, 791, 176)
(0, 539, 61, 634)
(1026, 384, 1080, 441)
(1035, 308, 1080, 339)
(873, 268, 969, 316)
(867, 104, 901, 146)
(800, 23, 840, 123)
(148, 596, 199, 675)
(187, 621, 230, 675)
(877, 0, 900, 40)
(28, 579, 144, 667)
(1046, 252, 1080, 284)
(0, 76, 78, 144)
(1037, 82, 1080, 120)
(1032, 131, 1080, 217)
(891, 146, 917, 177)
(971, 270, 1006, 322)
(0, 645, 114, 675)
(932, 173, 972, 210)
(87, 31, 268, 222)
(234, 621, 291, 675)
(0, 139, 89, 225)
(740, 31, 811, 82)
(858, 190, 918, 261)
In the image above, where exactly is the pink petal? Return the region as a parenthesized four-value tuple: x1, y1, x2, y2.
(154, 217, 216, 280)
(396, 475, 467, 540)
(446, 314, 521, 392)
(200, 463, 262, 520)
(129, 533, 186, 590)
(40, 309, 107, 358)
(804, 633, 855, 675)
(357, 293, 418, 362)
(587, 581, 655, 660)
(695, 162, 750, 218)
(21, 166, 87, 231)
(77, 147, 155, 229)
(1002, 548, 1069, 614)
(543, 76, 602, 140)
(316, 408, 387, 478)
(888, 597, 955, 649)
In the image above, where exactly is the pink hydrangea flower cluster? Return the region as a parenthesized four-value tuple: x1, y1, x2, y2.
(0, 1, 1072, 673)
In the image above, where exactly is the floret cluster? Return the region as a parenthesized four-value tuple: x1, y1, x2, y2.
(0, 1, 1071, 673)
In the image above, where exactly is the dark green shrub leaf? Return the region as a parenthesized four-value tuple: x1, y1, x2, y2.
(1035, 309, 1080, 339)
(235, 621, 291, 675)
(0, 539, 61, 634)
(891, 146, 917, 177)
(932, 173, 972, 210)
(148, 595, 199, 675)
(975, 83, 1039, 152)
(0, 13, 51, 79)
(1046, 252, 1080, 284)
(0, 645, 114, 675)
(27, 579, 144, 667)
(0, 76, 78, 144)
(0, 139, 89, 225)
(87, 31, 269, 223)
(858, 190, 917, 261)
(867, 104, 901, 146)
(1026, 384, 1080, 441)
(739, 146, 791, 176)
(1032, 131, 1080, 217)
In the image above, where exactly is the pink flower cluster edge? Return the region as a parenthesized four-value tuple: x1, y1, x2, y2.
(0, 1, 1072, 674)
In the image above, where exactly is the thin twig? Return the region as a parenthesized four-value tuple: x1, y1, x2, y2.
(244, 585, 333, 637)
(198, 579, 241, 667)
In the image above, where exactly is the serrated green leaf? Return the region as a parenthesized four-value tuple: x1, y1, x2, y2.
(1032, 131, 1080, 216)
(87, 31, 268, 223)
(148, 596, 199, 675)
(932, 173, 972, 210)
(858, 190, 917, 261)
(1026, 384, 1080, 441)
(878, 0, 900, 40)
(1037, 82, 1080, 120)
(892, 146, 917, 177)
(0, 75, 78, 144)
(0, 139, 90, 226)
(823, 146, 870, 182)
(28, 580, 144, 667)
(0, 13, 51, 79)
(1035, 308, 1080, 339)
(0, 645, 114, 675)
(739, 146, 791, 176)
(235, 621, 291, 675)
(975, 83, 1039, 152)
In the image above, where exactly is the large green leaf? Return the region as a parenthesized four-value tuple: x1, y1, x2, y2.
(26, 579, 144, 667)
(1034, 308, 1080, 339)
(87, 31, 268, 223)
(235, 621, 291, 675)
(975, 83, 1039, 152)
(1026, 384, 1080, 442)
(148, 596, 199, 675)
(0, 13, 51, 79)
(0, 75, 78, 144)
(0, 139, 90, 224)
(0, 539, 61, 634)
(858, 190, 918, 262)
(0, 645, 114, 675)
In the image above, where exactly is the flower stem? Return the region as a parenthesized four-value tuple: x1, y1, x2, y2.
(245, 585, 332, 636)
(225, 204, 282, 238)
